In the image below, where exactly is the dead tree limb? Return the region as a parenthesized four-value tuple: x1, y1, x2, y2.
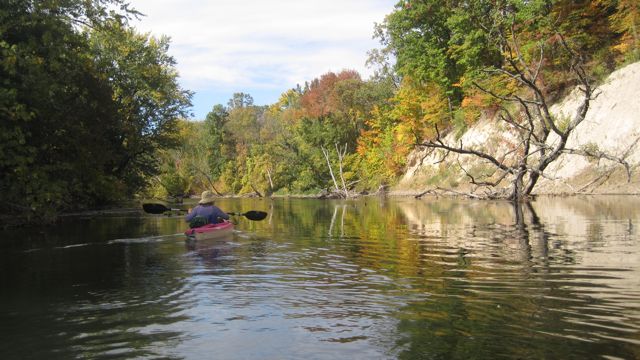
(190, 165, 223, 196)
(414, 189, 436, 199)
(417, 24, 601, 201)
(335, 143, 349, 196)
(250, 183, 263, 198)
(321, 145, 341, 195)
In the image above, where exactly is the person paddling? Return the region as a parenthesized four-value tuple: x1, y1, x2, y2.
(185, 191, 229, 227)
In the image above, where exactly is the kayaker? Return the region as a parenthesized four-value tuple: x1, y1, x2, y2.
(185, 191, 229, 227)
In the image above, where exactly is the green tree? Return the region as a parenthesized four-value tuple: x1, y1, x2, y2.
(204, 104, 230, 182)
(375, 0, 500, 106)
(1, 0, 127, 219)
(0, 0, 190, 221)
(227, 92, 254, 110)
(203, 94, 268, 194)
(89, 22, 192, 195)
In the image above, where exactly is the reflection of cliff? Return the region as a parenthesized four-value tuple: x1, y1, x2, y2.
(531, 196, 640, 292)
(395, 196, 640, 268)
(385, 197, 640, 359)
(532, 195, 640, 235)
(390, 195, 640, 300)
(394, 198, 539, 263)
(397, 198, 514, 226)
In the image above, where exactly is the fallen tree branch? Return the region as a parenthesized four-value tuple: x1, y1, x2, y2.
(250, 183, 263, 198)
(414, 188, 437, 199)
(434, 187, 484, 199)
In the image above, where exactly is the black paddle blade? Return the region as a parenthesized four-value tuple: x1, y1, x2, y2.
(228, 210, 268, 221)
(142, 203, 170, 214)
(243, 210, 267, 221)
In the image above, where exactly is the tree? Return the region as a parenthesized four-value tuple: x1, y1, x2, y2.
(379, 0, 631, 200)
(357, 78, 448, 188)
(0, 0, 190, 220)
(375, 0, 500, 108)
(1, 0, 129, 218)
(89, 22, 192, 194)
(204, 104, 230, 183)
(227, 92, 254, 110)
(610, 0, 640, 62)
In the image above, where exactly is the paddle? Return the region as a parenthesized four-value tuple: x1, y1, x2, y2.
(227, 210, 268, 221)
(142, 203, 267, 221)
(142, 203, 182, 214)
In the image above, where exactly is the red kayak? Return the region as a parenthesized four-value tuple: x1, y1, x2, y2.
(184, 221, 234, 240)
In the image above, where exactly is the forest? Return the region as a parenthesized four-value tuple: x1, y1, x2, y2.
(1, 0, 639, 221)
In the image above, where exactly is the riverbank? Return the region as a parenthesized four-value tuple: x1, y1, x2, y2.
(0, 205, 143, 230)
(396, 61, 640, 197)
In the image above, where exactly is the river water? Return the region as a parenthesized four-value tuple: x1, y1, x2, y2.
(1, 196, 639, 359)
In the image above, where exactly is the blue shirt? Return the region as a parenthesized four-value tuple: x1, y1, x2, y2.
(185, 204, 229, 224)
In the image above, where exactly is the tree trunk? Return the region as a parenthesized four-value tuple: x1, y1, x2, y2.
(335, 143, 349, 197)
(321, 145, 342, 195)
(192, 166, 223, 196)
(250, 183, 263, 198)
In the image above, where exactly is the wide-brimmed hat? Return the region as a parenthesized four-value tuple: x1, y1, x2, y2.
(198, 190, 216, 204)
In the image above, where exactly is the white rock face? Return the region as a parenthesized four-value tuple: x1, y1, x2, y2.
(545, 62, 640, 178)
(398, 62, 640, 194)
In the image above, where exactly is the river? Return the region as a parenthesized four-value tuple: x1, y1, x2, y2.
(1, 196, 639, 359)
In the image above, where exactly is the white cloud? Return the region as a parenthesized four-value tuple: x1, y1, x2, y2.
(130, 0, 396, 117)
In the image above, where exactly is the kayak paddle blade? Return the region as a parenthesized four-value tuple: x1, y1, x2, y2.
(142, 203, 171, 214)
(243, 210, 267, 221)
(228, 210, 268, 221)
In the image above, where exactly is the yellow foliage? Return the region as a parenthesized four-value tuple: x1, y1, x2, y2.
(613, 42, 630, 53)
(390, 78, 449, 142)
(608, 0, 640, 61)
(176, 119, 198, 141)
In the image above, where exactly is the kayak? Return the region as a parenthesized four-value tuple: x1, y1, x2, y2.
(184, 221, 234, 240)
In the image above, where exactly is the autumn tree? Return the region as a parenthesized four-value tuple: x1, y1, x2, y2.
(609, 0, 640, 62)
(295, 70, 397, 195)
(356, 76, 429, 188)
(377, 0, 632, 200)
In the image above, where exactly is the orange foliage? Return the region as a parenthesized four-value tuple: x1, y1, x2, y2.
(300, 70, 361, 118)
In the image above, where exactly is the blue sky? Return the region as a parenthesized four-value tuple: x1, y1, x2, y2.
(131, 0, 397, 119)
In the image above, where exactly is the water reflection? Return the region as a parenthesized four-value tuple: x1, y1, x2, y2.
(386, 197, 640, 359)
(0, 197, 639, 359)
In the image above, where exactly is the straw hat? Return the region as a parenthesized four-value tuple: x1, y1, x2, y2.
(198, 190, 216, 204)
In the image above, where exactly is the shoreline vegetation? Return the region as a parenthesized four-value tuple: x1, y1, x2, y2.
(4, 190, 640, 230)
(2, 1, 639, 226)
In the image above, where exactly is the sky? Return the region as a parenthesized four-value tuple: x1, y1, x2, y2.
(130, 0, 397, 119)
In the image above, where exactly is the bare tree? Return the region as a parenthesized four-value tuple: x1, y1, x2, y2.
(418, 30, 630, 201)
(321, 143, 353, 198)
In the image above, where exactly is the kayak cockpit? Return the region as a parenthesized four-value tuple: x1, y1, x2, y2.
(184, 220, 234, 241)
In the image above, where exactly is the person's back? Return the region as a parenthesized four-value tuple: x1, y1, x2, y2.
(185, 191, 229, 226)
(186, 204, 227, 224)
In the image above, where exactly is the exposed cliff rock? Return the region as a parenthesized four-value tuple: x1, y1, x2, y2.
(394, 62, 640, 196)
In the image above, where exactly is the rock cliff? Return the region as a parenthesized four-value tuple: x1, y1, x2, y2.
(395, 62, 640, 196)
